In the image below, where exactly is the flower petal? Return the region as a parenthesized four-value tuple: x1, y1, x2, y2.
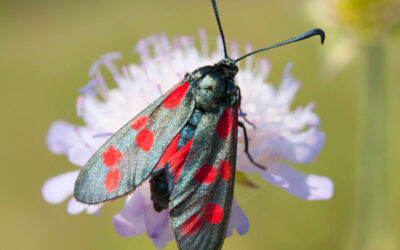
(67, 146, 93, 167)
(142, 182, 174, 247)
(145, 209, 173, 248)
(259, 162, 333, 200)
(113, 192, 147, 237)
(46, 121, 80, 154)
(283, 128, 325, 164)
(113, 184, 174, 247)
(151, 226, 174, 249)
(226, 199, 249, 237)
(113, 212, 145, 237)
(46, 121, 96, 167)
(89, 52, 122, 77)
(67, 197, 87, 215)
(86, 204, 102, 215)
(121, 192, 147, 218)
(144, 209, 170, 239)
(275, 63, 301, 106)
(42, 170, 79, 204)
(282, 102, 320, 131)
(266, 128, 326, 164)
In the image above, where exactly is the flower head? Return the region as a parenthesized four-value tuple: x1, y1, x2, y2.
(306, 0, 400, 72)
(42, 30, 333, 248)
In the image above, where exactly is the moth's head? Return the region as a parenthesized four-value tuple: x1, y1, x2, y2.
(194, 58, 237, 110)
(192, 0, 325, 112)
(214, 58, 238, 79)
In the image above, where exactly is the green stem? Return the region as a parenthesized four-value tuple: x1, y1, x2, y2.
(355, 41, 387, 250)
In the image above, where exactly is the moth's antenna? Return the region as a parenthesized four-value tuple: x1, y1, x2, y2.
(211, 0, 228, 58)
(234, 29, 325, 63)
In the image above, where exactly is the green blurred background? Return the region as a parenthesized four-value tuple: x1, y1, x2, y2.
(1, 0, 399, 249)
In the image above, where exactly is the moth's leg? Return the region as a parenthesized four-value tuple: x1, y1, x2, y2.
(237, 88, 256, 129)
(240, 108, 256, 129)
(238, 121, 266, 170)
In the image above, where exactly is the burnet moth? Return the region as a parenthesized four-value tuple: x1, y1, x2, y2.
(74, 0, 325, 249)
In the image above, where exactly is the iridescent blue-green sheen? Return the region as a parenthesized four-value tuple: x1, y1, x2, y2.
(74, 58, 240, 250)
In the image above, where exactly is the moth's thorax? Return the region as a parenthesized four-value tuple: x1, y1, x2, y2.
(190, 58, 239, 111)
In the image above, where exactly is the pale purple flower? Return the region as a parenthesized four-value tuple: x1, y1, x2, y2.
(42, 30, 333, 248)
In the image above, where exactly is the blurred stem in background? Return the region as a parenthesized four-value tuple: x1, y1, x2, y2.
(306, 0, 400, 249)
(355, 40, 387, 250)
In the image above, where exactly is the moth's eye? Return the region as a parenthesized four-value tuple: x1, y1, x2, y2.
(206, 86, 215, 91)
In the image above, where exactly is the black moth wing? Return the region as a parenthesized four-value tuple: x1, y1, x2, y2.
(167, 101, 238, 250)
(74, 81, 195, 204)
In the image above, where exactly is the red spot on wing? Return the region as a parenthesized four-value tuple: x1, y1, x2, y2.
(102, 146, 122, 167)
(155, 133, 180, 169)
(168, 139, 193, 183)
(104, 169, 120, 192)
(130, 116, 148, 130)
(216, 106, 232, 139)
(203, 203, 224, 224)
(163, 82, 190, 109)
(219, 160, 231, 180)
(136, 129, 154, 152)
(181, 214, 203, 236)
(194, 165, 217, 184)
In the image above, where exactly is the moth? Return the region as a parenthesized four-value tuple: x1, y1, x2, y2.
(74, 0, 325, 249)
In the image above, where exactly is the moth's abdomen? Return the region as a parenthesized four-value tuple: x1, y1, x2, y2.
(150, 108, 204, 212)
(150, 169, 169, 212)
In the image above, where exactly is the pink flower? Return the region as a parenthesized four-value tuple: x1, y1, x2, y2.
(42, 30, 333, 248)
